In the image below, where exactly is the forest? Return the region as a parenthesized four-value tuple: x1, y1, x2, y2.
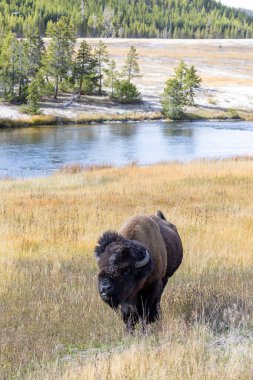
(0, 0, 253, 38)
(0, 17, 145, 112)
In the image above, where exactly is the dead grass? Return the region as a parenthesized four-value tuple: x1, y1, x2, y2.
(1, 108, 253, 129)
(201, 76, 253, 87)
(0, 159, 252, 379)
(55, 164, 113, 175)
(86, 39, 253, 62)
(0, 112, 163, 128)
(185, 107, 253, 121)
(75, 111, 162, 123)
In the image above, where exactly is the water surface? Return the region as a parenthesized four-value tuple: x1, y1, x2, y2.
(0, 120, 253, 178)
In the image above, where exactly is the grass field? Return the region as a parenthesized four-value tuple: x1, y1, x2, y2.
(0, 159, 252, 379)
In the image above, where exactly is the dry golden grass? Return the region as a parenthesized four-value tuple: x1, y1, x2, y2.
(0, 159, 253, 379)
(202, 76, 253, 87)
(1, 108, 253, 130)
(0, 112, 163, 128)
(85, 39, 253, 63)
(55, 164, 113, 175)
(86, 39, 253, 89)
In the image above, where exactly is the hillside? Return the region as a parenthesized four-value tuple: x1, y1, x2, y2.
(0, 0, 253, 38)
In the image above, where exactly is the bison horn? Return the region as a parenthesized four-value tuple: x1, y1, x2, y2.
(135, 250, 150, 268)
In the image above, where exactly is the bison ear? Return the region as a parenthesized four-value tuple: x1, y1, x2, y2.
(94, 231, 123, 261)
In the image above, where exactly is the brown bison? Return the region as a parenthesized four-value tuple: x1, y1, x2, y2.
(94, 211, 183, 331)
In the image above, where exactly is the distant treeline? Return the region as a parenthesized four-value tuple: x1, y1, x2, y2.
(0, 0, 253, 38)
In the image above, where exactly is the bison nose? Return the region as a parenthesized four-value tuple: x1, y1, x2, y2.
(100, 283, 113, 295)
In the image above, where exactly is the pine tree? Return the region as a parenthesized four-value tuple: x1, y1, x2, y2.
(161, 61, 202, 118)
(26, 70, 45, 113)
(94, 40, 109, 95)
(104, 59, 119, 99)
(73, 40, 96, 96)
(184, 65, 202, 105)
(25, 29, 45, 78)
(161, 77, 187, 120)
(16, 38, 29, 101)
(122, 46, 141, 83)
(0, 0, 253, 39)
(175, 60, 188, 87)
(45, 17, 76, 99)
(0, 32, 18, 101)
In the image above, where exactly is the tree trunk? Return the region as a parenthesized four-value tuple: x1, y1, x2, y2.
(99, 67, 102, 95)
(79, 76, 83, 97)
(54, 76, 59, 99)
(11, 58, 15, 99)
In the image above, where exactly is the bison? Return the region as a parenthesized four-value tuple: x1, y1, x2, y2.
(94, 211, 183, 331)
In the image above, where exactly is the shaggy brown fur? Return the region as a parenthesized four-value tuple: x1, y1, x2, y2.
(95, 211, 183, 331)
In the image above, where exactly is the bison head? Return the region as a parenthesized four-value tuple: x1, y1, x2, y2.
(94, 231, 153, 309)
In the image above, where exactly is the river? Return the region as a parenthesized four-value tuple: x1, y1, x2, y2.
(0, 120, 253, 178)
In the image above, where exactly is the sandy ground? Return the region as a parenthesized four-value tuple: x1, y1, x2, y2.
(1, 38, 253, 120)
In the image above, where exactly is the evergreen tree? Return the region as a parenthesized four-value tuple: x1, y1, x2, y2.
(25, 29, 45, 78)
(161, 77, 187, 120)
(0, 32, 18, 101)
(161, 61, 202, 118)
(45, 17, 76, 99)
(122, 46, 141, 83)
(94, 40, 109, 95)
(0, 0, 253, 39)
(184, 65, 202, 105)
(104, 59, 119, 99)
(174, 61, 201, 105)
(16, 38, 29, 101)
(26, 70, 45, 113)
(73, 40, 96, 96)
(175, 61, 188, 87)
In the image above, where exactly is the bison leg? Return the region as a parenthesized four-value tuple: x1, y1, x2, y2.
(138, 281, 163, 325)
(121, 304, 139, 333)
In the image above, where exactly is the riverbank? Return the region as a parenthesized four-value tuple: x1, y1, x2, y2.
(1, 107, 253, 128)
(0, 111, 162, 128)
(1, 39, 253, 127)
(0, 159, 252, 379)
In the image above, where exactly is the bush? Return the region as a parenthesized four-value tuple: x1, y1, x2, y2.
(43, 82, 55, 96)
(58, 78, 75, 93)
(227, 108, 240, 119)
(81, 77, 97, 95)
(113, 80, 140, 104)
(20, 104, 41, 115)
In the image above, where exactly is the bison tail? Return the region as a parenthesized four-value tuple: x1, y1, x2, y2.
(157, 210, 167, 220)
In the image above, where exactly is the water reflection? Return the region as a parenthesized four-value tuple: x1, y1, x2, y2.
(0, 121, 253, 178)
(163, 125, 193, 137)
(108, 123, 137, 137)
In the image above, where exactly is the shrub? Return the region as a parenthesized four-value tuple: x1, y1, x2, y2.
(227, 108, 240, 119)
(81, 76, 97, 95)
(20, 104, 41, 115)
(58, 78, 75, 93)
(43, 81, 55, 96)
(208, 97, 217, 105)
(113, 80, 140, 104)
